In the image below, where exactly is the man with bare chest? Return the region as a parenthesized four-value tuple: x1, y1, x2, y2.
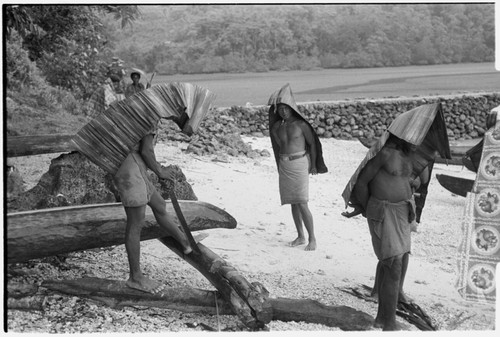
(343, 134, 416, 331)
(271, 104, 318, 250)
(268, 84, 328, 251)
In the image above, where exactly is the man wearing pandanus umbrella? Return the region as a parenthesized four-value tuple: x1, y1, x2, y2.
(341, 103, 451, 330)
(268, 84, 328, 251)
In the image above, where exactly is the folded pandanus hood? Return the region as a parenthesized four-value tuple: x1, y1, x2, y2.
(342, 102, 451, 209)
(72, 82, 216, 174)
(268, 83, 301, 115)
(388, 102, 451, 159)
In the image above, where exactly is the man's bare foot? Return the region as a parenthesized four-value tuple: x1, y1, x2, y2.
(288, 237, 306, 247)
(382, 321, 404, 331)
(181, 232, 210, 255)
(304, 240, 317, 251)
(183, 245, 193, 255)
(126, 275, 165, 294)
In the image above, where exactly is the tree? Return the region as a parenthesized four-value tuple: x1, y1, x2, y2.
(4, 5, 140, 99)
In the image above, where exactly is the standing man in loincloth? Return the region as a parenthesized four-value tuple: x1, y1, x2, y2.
(343, 134, 416, 330)
(342, 103, 451, 330)
(268, 84, 328, 251)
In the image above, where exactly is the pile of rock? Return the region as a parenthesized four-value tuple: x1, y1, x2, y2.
(207, 93, 500, 141)
(157, 109, 271, 158)
(154, 93, 500, 159)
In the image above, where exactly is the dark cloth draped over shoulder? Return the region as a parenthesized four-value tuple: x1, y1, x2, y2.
(268, 104, 328, 174)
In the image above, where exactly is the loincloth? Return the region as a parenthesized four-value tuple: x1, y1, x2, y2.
(114, 152, 155, 207)
(278, 151, 309, 204)
(366, 196, 415, 262)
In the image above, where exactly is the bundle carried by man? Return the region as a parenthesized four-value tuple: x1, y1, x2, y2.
(73, 82, 217, 174)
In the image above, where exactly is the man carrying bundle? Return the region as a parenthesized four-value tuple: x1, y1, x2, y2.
(73, 83, 217, 295)
(113, 119, 194, 294)
(268, 84, 328, 251)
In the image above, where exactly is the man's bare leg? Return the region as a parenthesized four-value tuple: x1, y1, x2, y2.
(373, 255, 411, 304)
(124, 206, 165, 294)
(398, 252, 412, 304)
(373, 261, 385, 328)
(149, 191, 193, 254)
(371, 261, 382, 299)
(298, 203, 317, 251)
(379, 256, 403, 331)
(289, 204, 306, 247)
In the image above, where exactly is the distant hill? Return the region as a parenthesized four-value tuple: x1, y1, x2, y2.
(106, 3, 495, 75)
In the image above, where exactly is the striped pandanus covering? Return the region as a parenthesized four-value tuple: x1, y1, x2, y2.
(73, 82, 216, 174)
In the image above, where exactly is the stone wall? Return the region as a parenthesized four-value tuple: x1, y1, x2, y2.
(211, 92, 500, 141)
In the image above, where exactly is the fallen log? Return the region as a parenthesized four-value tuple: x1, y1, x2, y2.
(158, 237, 272, 329)
(42, 278, 234, 315)
(270, 297, 373, 331)
(42, 277, 374, 331)
(7, 201, 237, 264)
(7, 134, 75, 157)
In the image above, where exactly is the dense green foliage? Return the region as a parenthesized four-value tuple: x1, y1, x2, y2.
(5, 4, 140, 99)
(5, 31, 89, 136)
(4, 5, 139, 135)
(110, 4, 495, 75)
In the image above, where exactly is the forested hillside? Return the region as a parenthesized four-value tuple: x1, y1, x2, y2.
(110, 4, 495, 74)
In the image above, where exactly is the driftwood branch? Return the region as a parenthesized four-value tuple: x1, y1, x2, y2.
(42, 278, 233, 315)
(7, 201, 236, 264)
(42, 277, 374, 331)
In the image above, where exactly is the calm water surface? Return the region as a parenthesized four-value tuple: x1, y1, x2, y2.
(153, 62, 499, 107)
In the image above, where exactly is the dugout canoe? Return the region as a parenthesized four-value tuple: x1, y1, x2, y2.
(435, 174, 475, 197)
(6, 200, 237, 264)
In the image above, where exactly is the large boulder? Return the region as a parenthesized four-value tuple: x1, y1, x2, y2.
(7, 152, 197, 212)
